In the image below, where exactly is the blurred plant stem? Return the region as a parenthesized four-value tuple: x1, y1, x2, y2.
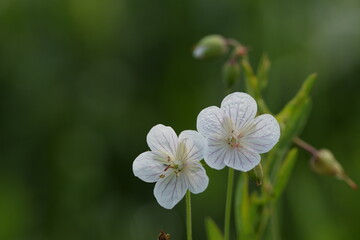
(186, 191, 192, 240)
(293, 137, 317, 155)
(270, 205, 280, 240)
(257, 203, 271, 240)
(224, 168, 235, 240)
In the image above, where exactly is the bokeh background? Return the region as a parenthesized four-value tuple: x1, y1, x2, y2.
(0, 0, 359, 239)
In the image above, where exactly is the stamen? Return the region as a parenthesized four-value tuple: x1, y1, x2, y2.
(228, 135, 242, 149)
(164, 165, 172, 171)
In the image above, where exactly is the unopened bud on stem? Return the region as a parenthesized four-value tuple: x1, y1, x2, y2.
(310, 149, 357, 189)
(193, 35, 228, 59)
(248, 163, 263, 186)
(222, 60, 240, 89)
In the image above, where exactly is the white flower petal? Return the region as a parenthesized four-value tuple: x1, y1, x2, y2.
(204, 137, 230, 170)
(147, 124, 178, 158)
(242, 114, 280, 154)
(133, 151, 165, 183)
(197, 106, 226, 138)
(220, 92, 257, 132)
(183, 162, 209, 194)
(224, 149, 260, 172)
(154, 173, 187, 209)
(179, 130, 206, 162)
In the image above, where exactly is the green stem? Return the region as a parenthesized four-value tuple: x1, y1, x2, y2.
(224, 168, 235, 240)
(186, 190, 192, 240)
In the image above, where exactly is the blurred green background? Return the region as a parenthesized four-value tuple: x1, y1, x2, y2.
(0, 0, 359, 239)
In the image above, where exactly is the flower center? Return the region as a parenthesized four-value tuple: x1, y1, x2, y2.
(227, 130, 243, 150)
(159, 156, 184, 178)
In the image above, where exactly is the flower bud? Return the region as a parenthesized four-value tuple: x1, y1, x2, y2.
(193, 35, 228, 59)
(248, 163, 263, 186)
(310, 149, 357, 189)
(222, 60, 240, 89)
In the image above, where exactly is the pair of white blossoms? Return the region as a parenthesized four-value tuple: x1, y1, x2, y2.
(133, 92, 280, 209)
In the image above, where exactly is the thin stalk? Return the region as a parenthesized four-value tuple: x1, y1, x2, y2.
(226, 38, 242, 48)
(224, 168, 235, 240)
(186, 190, 192, 240)
(293, 137, 318, 155)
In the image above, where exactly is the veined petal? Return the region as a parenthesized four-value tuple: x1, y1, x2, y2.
(220, 92, 257, 132)
(242, 114, 280, 154)
(147, 124, 178, 159)
(183, 162, 209, 194)
(197, 106, 226, 138)
(133, 151, 165, 183)
(224, 148, 260, 172)
(204, 137, 229, 170)
(179, 130, 206, 162)
(154, 173, 187, 209)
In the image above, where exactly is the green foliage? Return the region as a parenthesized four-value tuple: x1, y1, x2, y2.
(277, 73, 316, 124)
(205, 218, 223, 240)
(242, 58, 270, 114)
(1, 1, 359, 239)
(234, 173, 256, 240)
(241, 55, 316, 240)
(256, 55, 270, 90)
(242, 58, 259, 99)
(264, 74, 315, 183)
(197, 37, 319, 240)
(272, 148, 298, 201)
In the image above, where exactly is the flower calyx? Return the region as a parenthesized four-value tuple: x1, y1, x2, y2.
(310, 149, 357, 190)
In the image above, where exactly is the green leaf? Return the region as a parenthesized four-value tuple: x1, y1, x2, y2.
(277, 73, 317, 123)
(205, 217, 223, 240)
(266, 98, 311, 180)
(265, 74, 316, 178)
(272, 148, 298, 201)
(234, 173, 256, 240)
(277, 98, 312, 150)
(256, 54, 270, 89)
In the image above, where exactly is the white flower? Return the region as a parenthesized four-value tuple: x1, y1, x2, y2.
(197, 92, 280, 172)
(133, 124, 209, 209)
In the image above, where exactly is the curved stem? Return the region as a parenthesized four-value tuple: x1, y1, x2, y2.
(224, 168, 235, 240)
(225, 38, 242, 48)
(186, 190, 192, 240)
